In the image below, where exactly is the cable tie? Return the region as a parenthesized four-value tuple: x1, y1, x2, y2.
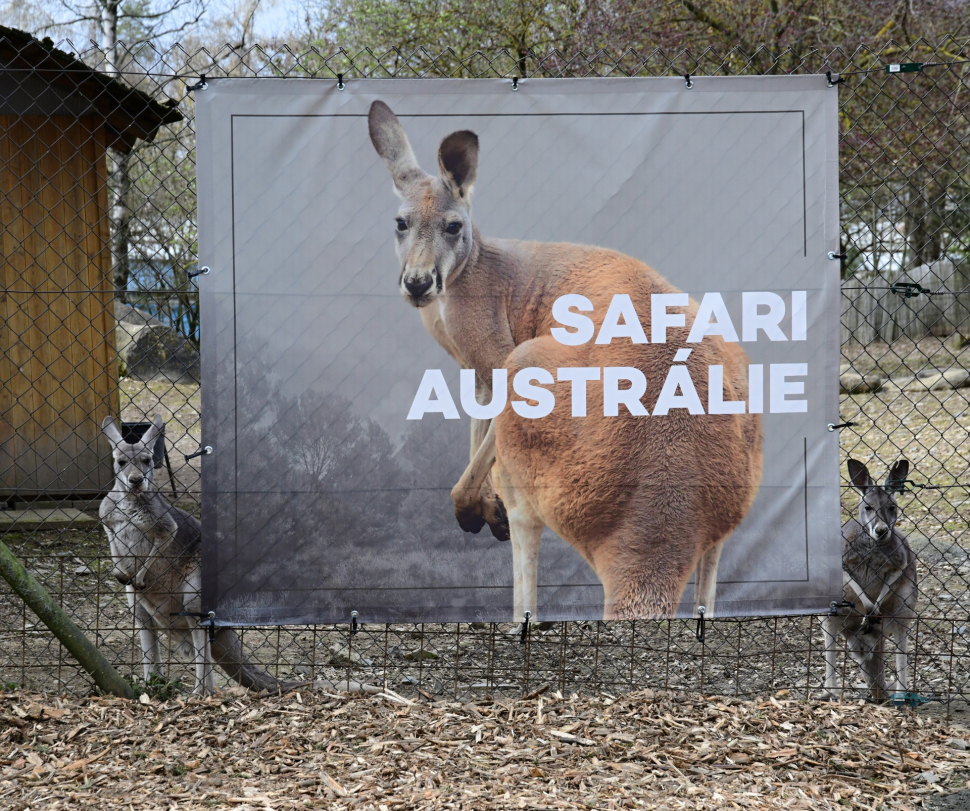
(695, 606, 706, 644)
(827, 251, 847, 260)
(186, 74, 207, 92)
(184, 445, 213, 461)
(337, 73, 345, 91)
(187, 266, 210, 279)
(826, 422, 857, 431)
(520, 610, 531, 645)
(351, 610, 358, 635)
(886, 62, 924, 74)
(828, 600, 855, 615)
(511, 76, 519, 91)
(684, 73, 693, 88)
(825, 70, 844, 87)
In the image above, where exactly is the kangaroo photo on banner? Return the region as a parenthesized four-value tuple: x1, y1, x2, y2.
(196, 77, 841, 625)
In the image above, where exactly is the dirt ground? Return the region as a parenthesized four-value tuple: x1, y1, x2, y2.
(1, 685, 969, 811)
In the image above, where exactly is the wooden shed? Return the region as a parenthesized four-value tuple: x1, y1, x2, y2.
(0, 27, 182, 501)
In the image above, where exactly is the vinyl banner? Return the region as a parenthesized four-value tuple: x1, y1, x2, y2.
(196, 77, 842, 625)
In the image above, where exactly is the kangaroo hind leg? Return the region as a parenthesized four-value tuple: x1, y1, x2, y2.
(693, 537, 726, 619)
(497, 467, 543, 623)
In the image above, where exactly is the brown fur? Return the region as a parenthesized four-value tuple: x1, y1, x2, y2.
(369, 101, 763, 620)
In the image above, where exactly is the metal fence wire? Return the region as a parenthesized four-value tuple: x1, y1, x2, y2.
(1, 32, 969, 717)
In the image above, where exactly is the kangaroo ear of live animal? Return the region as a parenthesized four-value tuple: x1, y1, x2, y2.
(438, 130, 478, 199)
(141, 414, 164, 448)
(846, 458, 874, 491)
(102, 416, 124, 447)
(368, 100, 423, 193)
(886, 459, 909, 489)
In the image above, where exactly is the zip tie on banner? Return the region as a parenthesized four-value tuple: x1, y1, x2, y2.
(186, 74, 207, 92)
(695, 605, 706, 644)
(886, 62, 924, 74)
(520, 611, 531, 645)
(187, 265, 210, 279)
(828, 251, 847, 260)
(184, 445, 212, 461)
(511, 76, 519, 91)
(684, 73, 693, 88)
(337, 73, 345, 91)
(829, 600, 855, 615)
(827, 422, 857, 431)
(351, 610, 358, 635)
(825, 70, 844, 87)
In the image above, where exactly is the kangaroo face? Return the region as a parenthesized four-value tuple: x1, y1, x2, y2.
(111, 442, 156, 495)
(369, 100, 479, 307)
(392, 177, 474, 306)
(102, 415, 162, 496)
(847, 458, 908, 543)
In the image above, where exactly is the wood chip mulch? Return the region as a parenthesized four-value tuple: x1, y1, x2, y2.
(1, 685, 968, 810)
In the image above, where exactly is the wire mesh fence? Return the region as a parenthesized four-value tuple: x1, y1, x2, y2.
(1, 29, 969, 715)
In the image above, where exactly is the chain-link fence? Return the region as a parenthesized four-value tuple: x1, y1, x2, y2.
(2, 29, 969, 716)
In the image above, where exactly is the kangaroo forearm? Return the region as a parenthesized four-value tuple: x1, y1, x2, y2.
(844, 577, 875, 613)
(873, 568, 904, 612)
(453, 420, 496, 505)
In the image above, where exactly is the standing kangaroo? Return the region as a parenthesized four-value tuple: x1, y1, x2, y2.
(822, 459, 917, 703)
(101, 415, 293, 694)
(369, 101, 762, 621)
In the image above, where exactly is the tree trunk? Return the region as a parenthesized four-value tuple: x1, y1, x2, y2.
(0, 539, 134, 699)
(102, 0, 132, 300)
(905, 175, 943, 268)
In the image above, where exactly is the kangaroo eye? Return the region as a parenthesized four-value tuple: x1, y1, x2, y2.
(445, 221, 462, 235)
(396, 218, 408, 232)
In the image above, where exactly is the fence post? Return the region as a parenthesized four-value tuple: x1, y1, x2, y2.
(0, 539, 135, 699)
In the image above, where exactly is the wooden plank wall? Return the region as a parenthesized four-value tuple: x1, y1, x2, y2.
(0, 115, 119, 499)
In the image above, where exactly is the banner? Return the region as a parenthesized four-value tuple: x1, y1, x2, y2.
(196, 77, 841, 625)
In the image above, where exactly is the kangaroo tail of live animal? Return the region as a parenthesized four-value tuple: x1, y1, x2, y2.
(211, 627, 301, 693)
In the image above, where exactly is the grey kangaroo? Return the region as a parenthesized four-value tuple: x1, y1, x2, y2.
(822, 458, 918, 703)
(101, 415, 293, 694)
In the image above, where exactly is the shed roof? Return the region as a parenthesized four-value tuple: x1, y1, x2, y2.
(0, 26, 183, 153)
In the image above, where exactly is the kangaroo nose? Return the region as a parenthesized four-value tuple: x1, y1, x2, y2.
(874, 522, 889, 538)
(404, 276, 433, 298)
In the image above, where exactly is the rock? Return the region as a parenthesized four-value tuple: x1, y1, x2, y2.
(326, 644, 371, 666)
(73, 565, 92, 575)
(115, 301, 199, 383)
(920, 771, 941, 784)
(403, 649, 439, 661)
(902, 368, 970, 392)
(839, 371, 883, 394)
(947, 738, 969, 751)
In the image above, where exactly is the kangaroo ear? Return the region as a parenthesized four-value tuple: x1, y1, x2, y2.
(886, 459, 909, 489)
(847, 458, 874, 491)
(438, 130, 478, 200)
(102, 416, 124, 447)
(140, 414, 164, 449)
(368, 101, 424, 194)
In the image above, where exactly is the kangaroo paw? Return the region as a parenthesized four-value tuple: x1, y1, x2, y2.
(483, 494, 510, 542)
(454, 502, 486, 534)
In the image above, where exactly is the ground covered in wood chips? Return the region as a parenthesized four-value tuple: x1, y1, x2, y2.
(2, 687, 969, 811)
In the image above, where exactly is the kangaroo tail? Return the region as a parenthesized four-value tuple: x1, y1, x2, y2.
(211, 628, 300, 693)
